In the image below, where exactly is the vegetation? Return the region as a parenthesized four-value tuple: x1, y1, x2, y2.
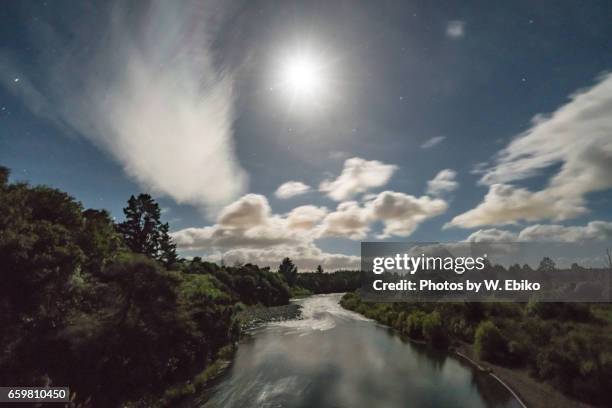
(0, 166, 368, 406)
(296, 270, 361, 293)
(278, 257, 298, 286)
(0, 167, 293, 406)
(340, 292, 612, 406)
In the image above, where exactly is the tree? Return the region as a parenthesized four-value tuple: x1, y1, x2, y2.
(279, 257, 298, 286)
(80, 209, 123, 275)
(118, 194, 177, 265)
(538, 256, 556, 272)
(0, 165, 9, 186)
(159, 222, 179, 268)
(316, 264, 324, 274)
(475, 321, 508, 362)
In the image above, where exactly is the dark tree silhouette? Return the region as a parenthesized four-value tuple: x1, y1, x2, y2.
(316, 264, 324, 274)
(118, 194, 177, 266)
(159, 221, 179, 268)
(279, 257, 298, 286)
(538, 256, 556, 272)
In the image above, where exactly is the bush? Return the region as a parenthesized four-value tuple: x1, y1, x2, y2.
(527, 301, 592, 321)
(404, 310, 427, 339)
(422, 312, 449, 349)
(474, 321, 508, 363)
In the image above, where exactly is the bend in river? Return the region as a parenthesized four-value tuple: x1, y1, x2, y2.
(195, 294, 522, 408)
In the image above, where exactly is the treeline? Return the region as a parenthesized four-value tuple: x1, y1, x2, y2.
(296, 269, 362, 294)
(340, 292, 612, 406)
(0, 167, 294, 406)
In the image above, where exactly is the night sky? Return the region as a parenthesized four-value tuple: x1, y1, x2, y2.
(1, 0, 612, 269)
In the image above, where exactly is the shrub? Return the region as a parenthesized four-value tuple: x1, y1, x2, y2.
(404, 311, 427, 339)
(474, 321, 508, 362)
(422, 311, 449, 349)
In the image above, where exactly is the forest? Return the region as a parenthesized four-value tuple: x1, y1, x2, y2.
(0, 166, 356, 406)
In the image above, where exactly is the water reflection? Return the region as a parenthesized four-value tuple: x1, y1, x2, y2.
(196, 294, 521, 408)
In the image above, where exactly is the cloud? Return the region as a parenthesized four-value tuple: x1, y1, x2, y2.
(319, 157, 397, 201)
(0, 1, 246, 211)
(420, 136, 446, 149)
(449, 184, 586, 228)
(173, 188, 449, 268)
(286, 205, 328, 230)
(427, 169, 459, 196)
(320, 191, 448, 239)
(173, 194, 303, 250)
(171, 193, 358, 270)
(450, 73, 612, 227)
(212, 244, 360, 271)
(464, 221, 612, 243)
(446, 21, 465, 38)
(319, 201, 371, 240)
(368, 191, 448, 238)
(465, 228, 518, 243)
(518, 221, 612, 242)
(275, 181, 311, 199)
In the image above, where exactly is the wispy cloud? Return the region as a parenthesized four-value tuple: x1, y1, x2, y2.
(465, 221, 612, 243)
(0, 1, 246, 212)
(420, 136, 446, 149)
(450, 73, 612, 228)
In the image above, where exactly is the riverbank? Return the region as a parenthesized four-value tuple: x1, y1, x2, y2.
(156, 302, 302, 407)
(338, 293, 594, 408)
(236, 302, 303, 330)
(453, 343, 591, 408)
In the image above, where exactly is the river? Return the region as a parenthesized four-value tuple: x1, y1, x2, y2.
(195, 294, 522, 408)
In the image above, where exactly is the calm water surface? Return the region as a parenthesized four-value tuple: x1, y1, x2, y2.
(195, 294, 521, 408)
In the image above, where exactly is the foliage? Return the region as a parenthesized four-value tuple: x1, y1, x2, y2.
(339, 291, 612, 406)
(474, 321, 508, 363)
(278, 257, 298, 286)
(297, 270, 361, 293)
(0, 170, 290, 406)
(421, 311, 449, 348)
(117, 193, 178, 267)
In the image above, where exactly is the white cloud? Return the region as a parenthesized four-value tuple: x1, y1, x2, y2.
(0, 1, 246, 211)
(275, 181, 311, 199)
(213, 244, 360, 271)
(427, 169, 459, 196)
(320, 191, 448, 239)
(465, 228, 518, 243)
(319, 201, 372, 240)
(463, 221, 612, 243)
(319, 157, 398, 201)
(518, 221, 612, 242)
(449, 184, 586, 228)
(286, 205, 328, 230)
(173, 194, 304, 250)
(173, 188, 449, 268)
(369, 191, 448, 238)
(446, 21, 465, 38)
(172, 194, 357, 270)
(420, 136, 446, 149)
(450, 73, 612, 227)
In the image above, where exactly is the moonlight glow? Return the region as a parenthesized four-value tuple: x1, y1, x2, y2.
(280, 53, 326, 101)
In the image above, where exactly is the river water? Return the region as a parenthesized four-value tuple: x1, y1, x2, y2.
(196, 294, 522, 408)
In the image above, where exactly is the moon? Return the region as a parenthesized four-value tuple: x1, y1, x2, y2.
(280, 52, 326, 101)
